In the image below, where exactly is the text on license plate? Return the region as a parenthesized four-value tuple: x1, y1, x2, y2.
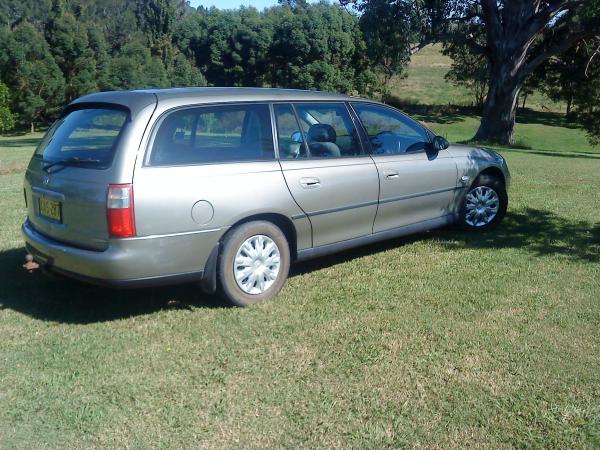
(39, 197, 62, 222)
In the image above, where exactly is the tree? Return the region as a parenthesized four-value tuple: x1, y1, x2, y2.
(357, 0, 412, 93)
(45, 0, 97, 101)
(267, 2, 369, 93)
(0, 82, 15, 132)
(443, 34, 488, 109)
(108, 41, 169, 89)
(471, 1, 600, 144)
(344, 0, 600, 145)
(533, 41, 599, 117)
(87, 25, 112, 91)
(168, 52, 206, 86)
(569, 41, 600, 144)
(0, 22, 65, 132)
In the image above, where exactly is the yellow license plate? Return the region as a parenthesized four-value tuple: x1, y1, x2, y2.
(39, 197, 62, 222)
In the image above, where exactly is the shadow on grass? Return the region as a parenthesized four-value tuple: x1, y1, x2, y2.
(1, 208, 597, 324)
(516, 109, 579, 129)
(0, 248, 229, 325)
(497, 148, 600, 160)
(292, 208, 599, 278)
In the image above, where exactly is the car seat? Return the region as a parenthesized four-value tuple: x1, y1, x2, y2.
(306, 124, 342, 157)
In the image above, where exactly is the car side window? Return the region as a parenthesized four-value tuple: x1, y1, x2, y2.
(292, 103, 363, 158)
(274, 104, 308, 159)
(352, 103, 430, 155)
(150, 103, 274, 165)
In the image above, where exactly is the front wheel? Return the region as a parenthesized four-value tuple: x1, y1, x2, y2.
(460, 174, 507, 231)
(218, 221, 290, 307)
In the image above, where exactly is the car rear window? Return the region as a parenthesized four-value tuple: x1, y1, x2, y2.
(35, 108, 128, 168)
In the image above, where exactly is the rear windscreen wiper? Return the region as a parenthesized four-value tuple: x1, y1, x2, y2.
(43, 157, 101, 172)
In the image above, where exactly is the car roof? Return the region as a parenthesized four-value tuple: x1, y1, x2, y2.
(70, 87, 371, 115)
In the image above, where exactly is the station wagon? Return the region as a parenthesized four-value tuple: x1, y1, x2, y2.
(23, 88, 510, 306)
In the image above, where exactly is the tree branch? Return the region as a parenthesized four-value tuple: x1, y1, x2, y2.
(523, 0, 585, 40)
(524, 30, 600, 77)
(481, 0, 502, 48)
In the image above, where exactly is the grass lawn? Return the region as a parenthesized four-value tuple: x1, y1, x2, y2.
(1, 55, 599, 446)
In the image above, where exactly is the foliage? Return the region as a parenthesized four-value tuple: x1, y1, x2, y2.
(45, 0, 98, 102)
(0, 0, 389, 131)
(267, 2, 369, 93)
(345, 0, 600, 145)
(0, 22, 65, 131)
(443, 37, 488, 109)
(572, 44, 600, 145)
(0, 82, 15, 132)
(357, 0, 412, 94)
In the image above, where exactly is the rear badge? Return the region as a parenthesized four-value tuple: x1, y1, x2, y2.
(42, 176, 50, 185)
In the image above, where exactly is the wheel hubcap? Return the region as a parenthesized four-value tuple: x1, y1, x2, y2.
(234, 235, 281, 295)
(465, 186, 500, 227)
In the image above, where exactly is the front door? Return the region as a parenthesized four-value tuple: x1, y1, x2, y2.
(274, 102, 379, 247)
(351, 103, 458, 233)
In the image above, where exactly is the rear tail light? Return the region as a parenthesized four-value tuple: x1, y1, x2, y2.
(107, 184, 136, 238)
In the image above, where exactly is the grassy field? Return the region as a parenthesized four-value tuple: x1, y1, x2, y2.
(1, 54, 599, 447)
(393, 44, 563, 113)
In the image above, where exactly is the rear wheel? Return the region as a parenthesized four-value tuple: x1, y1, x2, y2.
(218, 221, 290, 307)
(460, 174, 507, 231)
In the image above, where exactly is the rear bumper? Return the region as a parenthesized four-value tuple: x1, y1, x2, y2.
(22, 219, 222, 288)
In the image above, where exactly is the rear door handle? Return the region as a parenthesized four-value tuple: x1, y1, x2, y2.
(299, 177, 321, 189)
(383, 170, 400, 179)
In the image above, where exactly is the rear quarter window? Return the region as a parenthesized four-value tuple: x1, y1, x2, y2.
(149, 103, 274, 166)
(35, 108, 128, 168)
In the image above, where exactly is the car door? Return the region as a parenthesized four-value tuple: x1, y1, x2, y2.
(275, 102, 379, 247)
(351, 102, 458, 233)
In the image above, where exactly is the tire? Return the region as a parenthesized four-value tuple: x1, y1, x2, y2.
(460, 174, 508, 231)
(218, 221, 290, 307)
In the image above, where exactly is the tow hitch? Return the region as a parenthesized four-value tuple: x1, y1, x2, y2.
(23, 254, 40, 273)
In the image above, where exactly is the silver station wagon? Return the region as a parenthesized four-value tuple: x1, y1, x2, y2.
(23, 88, 510, 306)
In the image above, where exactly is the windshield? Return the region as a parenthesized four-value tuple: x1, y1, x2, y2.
(35, 108, 128, 168)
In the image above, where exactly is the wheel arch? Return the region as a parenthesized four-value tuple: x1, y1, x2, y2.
(477, 166, 506, 186)
(201, 212, 298, 295)
(224, 213, 298, 261)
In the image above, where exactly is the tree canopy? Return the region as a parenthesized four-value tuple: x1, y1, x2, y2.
(0, 0, 383, 132)
(0, 0, 598, 145)
(345, 0, 600, 145)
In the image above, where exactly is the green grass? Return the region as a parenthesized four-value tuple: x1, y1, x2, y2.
(393, 44, 564, 112)
(1, 126, 599, 448)
(1, 49, 599, 446)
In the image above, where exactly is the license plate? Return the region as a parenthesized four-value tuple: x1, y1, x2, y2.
(39, 197, 62, 223)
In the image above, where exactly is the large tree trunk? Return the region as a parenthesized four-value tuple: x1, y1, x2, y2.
(30, 122, 34, 134)
(474, 62, 523, 145)
(566, 95, 573, 117)
(472, 0, 596, 146)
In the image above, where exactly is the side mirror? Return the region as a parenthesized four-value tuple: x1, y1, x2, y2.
(432, 135, 449, 151)
(291, 131, 303, 143)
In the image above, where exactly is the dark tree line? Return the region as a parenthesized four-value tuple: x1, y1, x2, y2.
(0, 0, 387, 132)
(0, 0, 599, 146)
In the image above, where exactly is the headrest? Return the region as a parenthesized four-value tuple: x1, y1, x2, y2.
(307, 124, 336, 143)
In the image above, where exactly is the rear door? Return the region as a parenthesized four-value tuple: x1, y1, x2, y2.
(24, 103, 154, 250)
(275, 102, 379, 247)
(351, 103, 458, 233)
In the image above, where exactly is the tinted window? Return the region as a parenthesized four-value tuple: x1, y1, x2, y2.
(352, 103, 430, 154)
(150, 104, 274, 165)
(35, 108, 128, 168)
(274, 104, 308, 159)
(293, 103, 362, 158)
